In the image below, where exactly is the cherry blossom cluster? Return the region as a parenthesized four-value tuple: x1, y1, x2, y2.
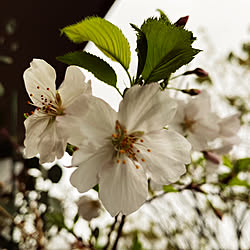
(23, 58, 240, 216)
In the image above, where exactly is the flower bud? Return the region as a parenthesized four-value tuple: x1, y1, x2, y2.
(77, 196, 101, 221)
(183, 68, 209, 77)
(181, 88, 201, 96)
(174, 16, 189, 27)
(203, 151, 220, 165)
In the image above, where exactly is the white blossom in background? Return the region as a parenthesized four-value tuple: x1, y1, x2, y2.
(204, 113, 241, 175)
(66, 83, 191, 216)
(23, 59, 91, 164)
(168, 90, 220, 151)
(77, 195, 101, 221)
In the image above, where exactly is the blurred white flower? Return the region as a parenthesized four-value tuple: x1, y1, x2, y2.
(68, 83, 191, 216)
(77, 195, 101, 221)
(23, 59, 91, 164)
(204, 113, 241, 175)
(169, 91, 220, 151)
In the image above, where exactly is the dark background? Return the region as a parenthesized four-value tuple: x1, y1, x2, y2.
(0, 0, 115, 144)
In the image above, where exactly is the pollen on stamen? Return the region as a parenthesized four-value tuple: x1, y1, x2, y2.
(122, 160, 126, 164)
(47, 87, 50, 91)
(147, 149, 151, 152)
(117, 159, 120, 163)
(31, 111, 34, 115)
(27, 101, 31, 104)
(37, 86, 40, 89)
(136, 165, 140, 169)
(137, 149, 140, 153)
(120, 149, 125, 154)
(141, 158, 145, 162)
(30, 93, 33, 97)
(140, 139, 144, 143)
(36, 107, 40, 111)
(112, 133, 117, 138)
(25, 113, 29, 117)
(41, 95, 43, 97)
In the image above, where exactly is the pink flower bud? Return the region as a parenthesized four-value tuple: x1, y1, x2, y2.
(181, 88, 201, 96)
(174, 16, 189, 27)
(183, 68, 209, 77)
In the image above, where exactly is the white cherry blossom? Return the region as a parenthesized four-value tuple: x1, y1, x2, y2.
(23, 59, 91, 164)
(67, 83, 191, 216)
(168, 91, 220, 151)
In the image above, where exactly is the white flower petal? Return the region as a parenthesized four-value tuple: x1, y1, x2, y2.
(118, 83, 177, 132)
(70, 144, 113, 193)
(65, 96, 117, 145)
(24, 112, 50, 158)
(56, 93, 90, 146)
(23, 59, 56, 106)
(219, 113, 240, 137)
(186, 91, 211, 119)
(99, 158, 148, 216)
(58, 66, 92, 107)
(139, 130, 191, 184)
(38, 120, 66, 163)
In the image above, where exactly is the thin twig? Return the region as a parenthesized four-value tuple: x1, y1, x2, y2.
(103, 215, 118, 250)
(112, 215, 126, 250)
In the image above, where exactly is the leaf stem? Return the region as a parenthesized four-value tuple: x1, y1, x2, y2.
(115, 86, 123, 97)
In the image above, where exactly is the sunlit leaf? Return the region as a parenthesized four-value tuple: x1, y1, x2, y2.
(57, 51, 117, 87)
(61, 17, 131, 69)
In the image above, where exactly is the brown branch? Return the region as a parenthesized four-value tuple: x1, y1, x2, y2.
(112, 215, 126, 250)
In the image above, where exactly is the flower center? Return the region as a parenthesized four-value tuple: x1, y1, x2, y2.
(182, 115, 196, 132)
(112, 120, 148, 169)
(27, 86, 64, 117)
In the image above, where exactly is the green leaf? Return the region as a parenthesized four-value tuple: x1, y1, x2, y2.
(234, 158, 250, 173)
(73, 213, 79, 224)
(162, 185, 178, 193)
(92, 184, 99, 192)
(57, 51, 117, 87)
(156, 9, 171, 23)
(140, 18, 200, 84)
(229, 177, 250, 188)
(131, 233, 143, 250)
(47, 164, 62, 183)
(61, 17, 131, 69)
(222, 155, 233, 169)
(45, 212, 66, 230)
(130, 24, 147, 85)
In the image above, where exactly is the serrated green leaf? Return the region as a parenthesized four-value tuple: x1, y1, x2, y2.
(61, 17, 131, 70)
(156, 9, 171, 23)
(141, 18, 200, 84)
(130, 24, 147, 85)
(162, 185, 178, 193)
(234, 158, 250, 173)
(57, 51, 117, 87)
